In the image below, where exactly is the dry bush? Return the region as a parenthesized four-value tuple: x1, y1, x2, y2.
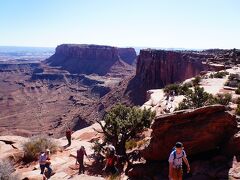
(22, 135, 58, 162)
(0, 160, 20, 180)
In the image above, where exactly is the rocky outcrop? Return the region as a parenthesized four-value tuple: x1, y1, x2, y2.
(141, 105, 238, 161)
(45, 44, 136, 76)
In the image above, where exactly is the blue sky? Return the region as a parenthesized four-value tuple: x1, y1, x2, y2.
(0, 0, 239, 49)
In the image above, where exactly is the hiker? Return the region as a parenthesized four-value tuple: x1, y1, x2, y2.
(103, 148, 119, 175)
(39, 149, 52, 178)
(76, 146, 90, 174)
(66, 127, 73, 146)
(168, 142, 190, 180)
(105, 143, 116, 155)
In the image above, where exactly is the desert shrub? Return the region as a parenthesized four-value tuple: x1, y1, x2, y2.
(164, 83, 181, 95)
(209, 71, 229, 78)
(177, 99, 191, 110)
(214, 93, 232, 105)
(177, 86, 210, 110)
(235, 87, 240, 94)
(125, 139, 138, 150)
(179, 83, 192, 95)
(187, 86, 209, 108)
(164, 83, 192, 96)
(92, 139, 103, 155)
(236, 104, 240, 116)
(22, 135, 58, 162)
(236, 98, 240, 104)
(225, 74, 240, 87)
(0, 160, 20, 180)
(192, 76, 201, 86)
(225, 80, 239, 87)
(228, 73, 239, 81)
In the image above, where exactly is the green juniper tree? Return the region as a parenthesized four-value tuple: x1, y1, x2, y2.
(96, 104, 155, 156)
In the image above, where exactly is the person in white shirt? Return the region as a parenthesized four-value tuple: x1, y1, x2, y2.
(168, 142, 190, 180)
(39, 149, 52, 177)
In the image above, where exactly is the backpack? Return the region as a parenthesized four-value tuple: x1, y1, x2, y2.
(107, 155, 117, 167)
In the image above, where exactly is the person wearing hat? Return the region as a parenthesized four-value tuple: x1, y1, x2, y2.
(168, 142, 190, 180)
(103, 148, 119, 176)
(39, 149, 52, 178)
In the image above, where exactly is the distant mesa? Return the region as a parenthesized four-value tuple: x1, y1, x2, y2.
(45, 44, 137, 76)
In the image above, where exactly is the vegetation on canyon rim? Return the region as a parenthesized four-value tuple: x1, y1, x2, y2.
(209, 71, 229, 79)
(95, 104, 155, 157)
(22, 135, 58, 162)
(225, 73, 240, 88)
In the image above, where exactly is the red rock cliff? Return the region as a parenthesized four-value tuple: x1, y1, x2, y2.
(136, 49, 205, 90)
(125, 49, 207, 105)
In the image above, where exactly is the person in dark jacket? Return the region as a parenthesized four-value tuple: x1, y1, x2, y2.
(75, 146, 90, 174)
(66, 127, 73, 146)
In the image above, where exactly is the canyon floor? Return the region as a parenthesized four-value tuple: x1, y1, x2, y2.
(0, 61, 134, 138)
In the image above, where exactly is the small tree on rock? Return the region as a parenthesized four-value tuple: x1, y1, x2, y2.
(177, 86, 210, 110)
(96, 104, 155, 156)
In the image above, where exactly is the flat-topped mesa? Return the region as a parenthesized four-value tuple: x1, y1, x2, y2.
(55, 44, 119, 61)
(136, 49, 205, 90)
(45, 44, 136, 76)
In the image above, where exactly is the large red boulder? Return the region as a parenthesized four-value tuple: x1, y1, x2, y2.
(141, 105, 238, 161)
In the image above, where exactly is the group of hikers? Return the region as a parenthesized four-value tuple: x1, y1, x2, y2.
(39, 127, 190, 180)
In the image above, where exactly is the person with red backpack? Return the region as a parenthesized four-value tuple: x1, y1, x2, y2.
(168, 142, 190, 180)
(66, 127, 73, 146)
(75, 146, 90, 174)
(103, 148, 119, 175)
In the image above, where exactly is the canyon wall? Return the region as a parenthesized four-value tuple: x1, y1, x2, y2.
(125, 49, 208, 104)
(46, 44, 136, 76)
(136, 49, 206, 90)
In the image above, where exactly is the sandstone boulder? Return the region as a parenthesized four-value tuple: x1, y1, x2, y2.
(141, 105, 238, 161)
(0, 135, 27, 150)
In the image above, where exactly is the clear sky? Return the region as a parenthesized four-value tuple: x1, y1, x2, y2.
(0, 0, 239, 49)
